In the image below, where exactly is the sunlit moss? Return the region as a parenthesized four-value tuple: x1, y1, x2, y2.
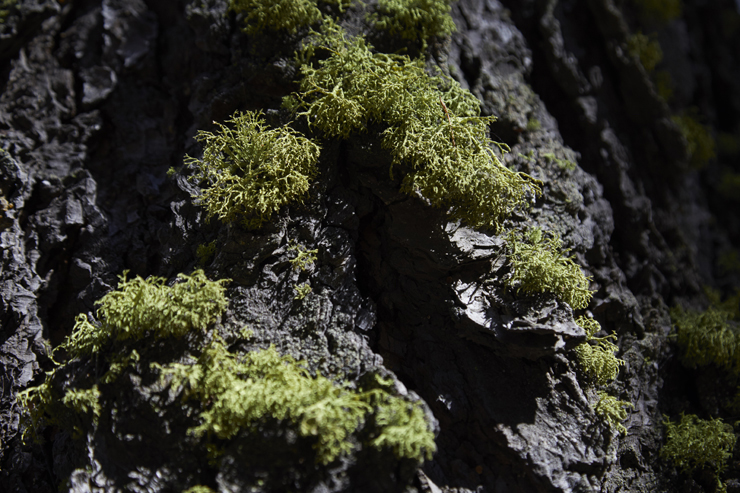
(594, 391, 633, 435)
(289, 244, 318, 271)
(293, 23, 540, 231)
(155, 339, 436, 464)
(228, 0, 323, 34)
(574, 317, 624, 386)
(505, 228, 593, 310)
(186, 111, 321, 229)
(368, 0, 457, 46)
(671, 301, 739, 374)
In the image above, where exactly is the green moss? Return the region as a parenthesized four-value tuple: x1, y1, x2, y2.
(16, 270, 229, 442)
(526, 117, 542, 132)
(294, 282, 312, 300)
(196, 240, 217, 266)
(672, 112, 716, 168)
(228, 0, 323, 34)
(155, 339, 436, 464)
(670, 302, 739, 373)
(289, 244, 318, 271)
(0, 0, 15, 25)
(541, 152, 576, 171)
(186, 111, 320, 229)
(59, 270, 229, 359)
(294, 23, 540, 231)
(633, 0, 682, 22)
(661, 414, 736, 489)
(594, 391, 633, 435)
(574, 317, 625, 386)
(505, 228, 593, 310)
(627, 31, 663, 72)
(183, 486, 216, 493)
(368, 0, 457, 47)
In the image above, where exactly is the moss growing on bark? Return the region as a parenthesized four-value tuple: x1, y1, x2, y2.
(368, 0, 457, 46)
(594, 391, 633, 435)
(505, 228, 593, 310)
(155, 339, 436, 464)
(228, 0, 323, 34)
(627, 31, 663, 72)
(574, 317, 624, 386)
(672, 112, 716, 168)
(661, 414, 736, 491)
(186, 111, 321, 229)
(293, 23, 540, 231)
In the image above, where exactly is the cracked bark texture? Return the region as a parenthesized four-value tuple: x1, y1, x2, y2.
(1, 0, 738, 491)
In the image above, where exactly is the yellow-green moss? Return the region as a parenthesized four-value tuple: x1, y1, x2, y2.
(289, 244, 318, 271)
(594, 391, 633, 435)
(16, 270, 229, 442)
(228, 0, 323, 34)
(672, 112, 716, 168)
(627, 31, 663, 72)
(294, 282, 312, 300)
(505, 228, 593, 310)
(155, 339, 436, 464)
(293, 23, 540, 231)
(186, 111, 321, 229)
(574, 317, 624, 386)
(661, 413, 736, 490)
(368, 0, 457, 46)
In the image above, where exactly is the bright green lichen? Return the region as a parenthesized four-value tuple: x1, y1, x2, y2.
(661, 413, 736, 490)
(293, 23, 540, 231)
(627, 31, 663, 72)
(574, 317, 625, 386)
(0, 0, 15, 24)
(155, 339, 436, 464)
(594, 391, 633, 435)
(228, 0, 323, 34)
(186, 111, 320, 229)
(368, 0, 457, 46)
(505, 228, 593, 310)
(672, 112, 716, 168)
(16, 270, 229, 442)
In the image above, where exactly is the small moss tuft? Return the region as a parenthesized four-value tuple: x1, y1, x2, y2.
(228, 0, 323, 34)
(672, 112, 716, 168)
(368, 0, 457, 47)
(661, 413, 736, 489)
(505, 228, 593, 310)
(574, 317, 625, 386)
(627, 31, 663, 72)
(294, 282, 312, 300)
(186, 111, 321, 229)
(594, 391, 633, 435)
(155, 339, 436, 464)
(671, 302, 739, 374)
(289, 244, 318, 271)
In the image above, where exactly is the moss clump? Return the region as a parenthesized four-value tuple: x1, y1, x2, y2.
(671, 301, 739, 374)
(16, 270, 229, 442)
(368, 0, 457, 46)
(289, 244, 318, 271)
(594, 391, 633, 435)
(155, 339, 436, 465)
(294, 282, 312, 300)
(228, 0, 323, 34)
(633, 0, 682, 22)
(0, 0, 15, 24)
(294, 23, 540, 231)
(186, 111, 320, 229)
(627, 31, 663, 72)
(505, 228, 593, 310)
(661, 414, 736, 489)
(672, 112, 716, 168)
(574, 317, 625, 386)
(59, 270, 229, 359)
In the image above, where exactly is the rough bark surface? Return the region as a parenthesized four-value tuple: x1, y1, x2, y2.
(1, 0, 738, 492)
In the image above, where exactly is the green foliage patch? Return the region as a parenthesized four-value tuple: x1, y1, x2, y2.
(293, 23, 540, 231)
(627, 31, 663, 72)
(16, 270, 229, 441)
(661, 413, 736, 489)
(228, 0, 323, 34)
(186, 111, 320, 229)
(574, 317, 624, 386)
(368, 0, 457, 46)
(672, 112, 716, 168)
(505, 228, 593, 310)
(594, 391, 633, 435)
(289, 244, 318, 271)
(155, 339, 436, 464)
